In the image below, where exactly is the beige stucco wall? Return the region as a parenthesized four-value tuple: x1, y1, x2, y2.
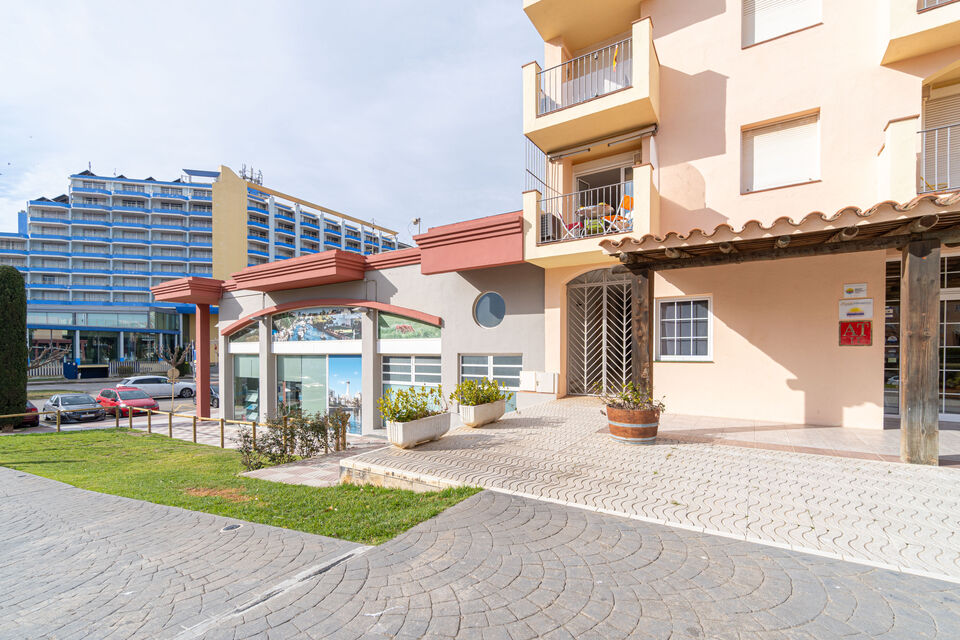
(653, 252, 886, 429)
(211, 165, 249, 280)
(640, 0, 960, 235)
(543, 251, 886, 429)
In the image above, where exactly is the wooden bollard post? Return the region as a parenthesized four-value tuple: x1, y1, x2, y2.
(56, 410, 61, 433)
(168, 411, 173, 438)
(147, 410, 152, 434)
(115, 409, 120, 429)
(283, 415, 289, 455)
(192, 415, 197, 443)
(219, 418, 225, 448)
(128, 410, 133, 430)
(252, 421, 257, 449)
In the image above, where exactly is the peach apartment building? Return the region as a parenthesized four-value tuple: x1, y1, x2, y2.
(154, 0, 960, 465)
(518, 0, 960, 463)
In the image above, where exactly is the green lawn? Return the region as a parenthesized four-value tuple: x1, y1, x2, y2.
(26, 389, 75, 400)
(0, 429, 478, 544)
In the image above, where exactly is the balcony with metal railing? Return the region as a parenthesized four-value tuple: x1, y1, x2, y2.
(522, 163, 659, 267)
(522, 18, 658, 154)
(919, 123, 960, 193)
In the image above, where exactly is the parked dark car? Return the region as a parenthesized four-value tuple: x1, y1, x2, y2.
(20, 401, 39, 427)
(42, 394, 106, 423)
(210, 386, 219, 408)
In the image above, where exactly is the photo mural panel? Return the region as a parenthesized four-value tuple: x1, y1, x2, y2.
(272, 307, 362, 342)
(378, 312, 441, 340)
(328, 354, 362, 434)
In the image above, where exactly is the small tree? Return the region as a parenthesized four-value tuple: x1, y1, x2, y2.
(0, 267, 27, 431)
(28, 345, 70, 372)
(160, 342, 193, 405)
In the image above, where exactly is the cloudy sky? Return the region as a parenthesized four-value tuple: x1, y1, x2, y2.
(0, 1, 540, 242)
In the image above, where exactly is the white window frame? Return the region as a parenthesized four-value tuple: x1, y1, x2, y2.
(741, 112, 820, 193)
(381, 355, 442, 388)
(742, 0, 822, 48)
(459, 354, 523, 390)
(655, 295, 714, 362)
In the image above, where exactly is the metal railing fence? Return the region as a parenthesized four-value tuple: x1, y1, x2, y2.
(538, 180, 635, 244)
(537, 38, 632, 116)
(919, 124, 960, 193)
(0, 407, 348, 454)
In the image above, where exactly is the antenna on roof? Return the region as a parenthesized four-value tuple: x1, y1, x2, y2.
(87, 161, 92, 170)
(239, 164, 263, 186)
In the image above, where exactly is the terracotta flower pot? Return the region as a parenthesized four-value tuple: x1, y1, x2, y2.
(606, 406, 659, 445)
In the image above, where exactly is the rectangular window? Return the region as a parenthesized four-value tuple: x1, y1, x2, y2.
(742, 0, 821, 47)
(459, 354, 522, 412)
(382, 355, 441, 387)
(657, 297, 712, 361)
(742, 113, 819, 193)
(233, 354, 260, 421)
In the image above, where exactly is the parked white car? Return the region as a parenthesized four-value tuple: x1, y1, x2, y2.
(119, 375, 196, 398)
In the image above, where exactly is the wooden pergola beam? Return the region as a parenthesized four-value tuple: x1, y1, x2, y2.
(617, 227, 960, 273)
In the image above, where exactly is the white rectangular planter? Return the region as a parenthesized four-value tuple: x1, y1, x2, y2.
(386, 412, 453, 449)
(458, 398, 506, 428)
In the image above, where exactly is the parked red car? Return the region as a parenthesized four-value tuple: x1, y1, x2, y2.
(21, 401, 39, 427)
(96, 387, 160, 417)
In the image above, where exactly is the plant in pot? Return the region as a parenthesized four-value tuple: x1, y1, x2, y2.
(450, 378, 514, 428)
(378, 385, 451, 449)
(598, 382, 665, 445)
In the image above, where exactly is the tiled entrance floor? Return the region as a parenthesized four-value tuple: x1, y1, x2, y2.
(340, 397, 960, 583)
(657, 413, 960, 467)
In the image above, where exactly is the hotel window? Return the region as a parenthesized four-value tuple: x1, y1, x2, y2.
(742, 0, 821, 47)
(657, 298, 712, 361)
(741, 113, 819, 193)
(382, 356, 441, 388)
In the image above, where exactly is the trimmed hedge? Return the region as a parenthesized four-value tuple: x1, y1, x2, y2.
(0, 267, 27, 429)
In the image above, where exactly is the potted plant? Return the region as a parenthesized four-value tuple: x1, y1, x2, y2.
(378, 385, 451, 449)
(450, 378, 513, 427)
(599, 382, 665, 445)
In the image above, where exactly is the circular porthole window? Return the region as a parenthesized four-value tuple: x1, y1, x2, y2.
(474, 292, 506, 328)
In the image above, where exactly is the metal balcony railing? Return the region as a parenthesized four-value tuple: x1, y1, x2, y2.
(919, 124, 960, 193)
(537, 38, 632, 116)
(538, 180, 635, 244)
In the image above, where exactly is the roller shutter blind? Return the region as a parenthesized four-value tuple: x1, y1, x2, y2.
(921, 93, 960, 191)
(742, 0, 821, 47)
(741, 113, 820, 193)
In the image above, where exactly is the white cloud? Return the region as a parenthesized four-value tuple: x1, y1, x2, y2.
(0, 0, 541, 243)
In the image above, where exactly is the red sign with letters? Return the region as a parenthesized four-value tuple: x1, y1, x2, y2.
(839, 321, 872, 346)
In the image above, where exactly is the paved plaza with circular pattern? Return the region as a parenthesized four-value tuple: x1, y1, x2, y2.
(1, 467, 958, 639)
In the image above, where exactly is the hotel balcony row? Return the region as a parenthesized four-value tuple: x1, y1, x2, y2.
(522, 17, 658, 155)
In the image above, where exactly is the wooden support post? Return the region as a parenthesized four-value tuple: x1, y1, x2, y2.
(192, 415, 197, 443)
(115, 409, 120, 429)
(220, 418, 225, 448)
(252, 422, 257, 449)
(147, 410, 152, 434)
(630, 269, 655, 394)
(168, 411, 173, 438)
(901, 239, 941, 465)
(56, 410, 61, 433)
(283, 415, 289, 455)
(128, 410, 133, 430)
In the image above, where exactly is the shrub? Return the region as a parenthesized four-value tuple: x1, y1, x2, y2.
(450, 378, 513, 407)
(596, 381, 665, 412)
(0, 266, 27, 431)
(235, 406, 350, 471)
(378, 386, 445, 423)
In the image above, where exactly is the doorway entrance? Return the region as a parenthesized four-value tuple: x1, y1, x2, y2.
(566, 268, 634, 395)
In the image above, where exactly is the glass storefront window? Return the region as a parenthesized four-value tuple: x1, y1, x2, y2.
(272, 307, 361, 341)
(150, 311, 179, 331)
(230, 324, 259, 343)
(378, 313, 441, 339)
(29, 328, 72, 359)
(78, 331, 117, 364)
(277, 355, 328, 415)
(27, 311, 74, 326)
(118, 313, 149, 329)
(123, 333, 159, 361)
(234, 355, 260, 421)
